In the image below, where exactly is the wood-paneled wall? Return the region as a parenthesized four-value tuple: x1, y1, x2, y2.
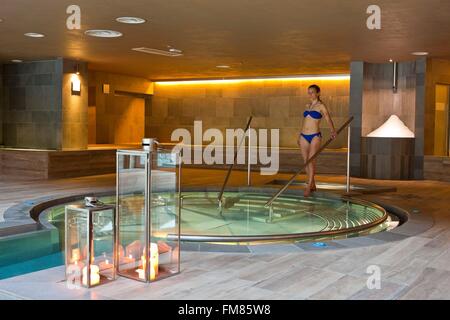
(88, 71, 153, 145)
(0, 149, 116, 180)
(361, 137, 415, 179)
(425, 58, 450, 155)
(0, 147, 346, 180)
(424, 156, 450, 181)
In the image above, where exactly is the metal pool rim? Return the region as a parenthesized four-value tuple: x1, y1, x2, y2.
(170, 187, 389, 242)
(32, 186, 391, 244)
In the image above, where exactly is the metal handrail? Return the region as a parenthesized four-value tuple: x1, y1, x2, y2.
(265, 116, 354, 207)
(167, 194, 388, 242)
(218, 116, 253, 204)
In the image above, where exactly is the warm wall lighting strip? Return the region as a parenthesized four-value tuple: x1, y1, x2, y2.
(155, 74, 350, 85)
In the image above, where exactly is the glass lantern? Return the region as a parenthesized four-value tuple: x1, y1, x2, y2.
(65, 204, 116, 288)
(116, 147, 181, 282)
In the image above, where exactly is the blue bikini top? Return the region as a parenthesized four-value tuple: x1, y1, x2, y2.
(303, 110, 322, 119)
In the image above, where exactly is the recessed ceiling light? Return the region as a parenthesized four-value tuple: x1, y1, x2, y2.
(116, 17, 146, 24)
(85, 29, 123, 38)
(11, 59, 23, 63)
(169, 48, 182, 54)
(389, 59, 393, 63)
(216, 65, 231, 69)
(132, 47, 183, 57)
(24, 32, 45, 38)
(411, 52, 429, 56)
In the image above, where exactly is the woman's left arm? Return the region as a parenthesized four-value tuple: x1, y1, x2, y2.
(321, 104, 337, 139)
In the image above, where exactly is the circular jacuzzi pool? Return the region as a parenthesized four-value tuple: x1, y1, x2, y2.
(41, 188, 397, 244)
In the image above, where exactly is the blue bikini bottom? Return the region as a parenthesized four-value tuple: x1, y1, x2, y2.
(300, 132, 322, 144)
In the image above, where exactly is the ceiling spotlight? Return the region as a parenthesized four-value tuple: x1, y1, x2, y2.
(85, 30, 123, 38)
(116, 17, 146, 24)
(24, 32, 45, 38)
(11, 59, 23, 63)
(389, 59, 393, 63)
(411, 52, 429, 56)
(216, 65, 231, 69)
(167, 46, 183, 54)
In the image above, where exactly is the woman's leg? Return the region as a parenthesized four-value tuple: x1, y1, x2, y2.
(298, 135, 311, 196)
(308, 135, 322, 191)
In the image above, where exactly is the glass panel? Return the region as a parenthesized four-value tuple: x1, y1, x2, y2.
(149, 149, 181, 281)
(65, 207, 88, 286)
(65, 206, 115, 287)
(117, 153, 148, 281)
(94, 208, 115, 281)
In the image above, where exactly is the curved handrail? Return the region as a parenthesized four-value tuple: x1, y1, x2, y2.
(218, 116, 253, 204)
(265, 116, 354, 207)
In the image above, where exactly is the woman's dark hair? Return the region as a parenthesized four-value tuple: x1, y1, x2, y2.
(308, 84, 322, 102)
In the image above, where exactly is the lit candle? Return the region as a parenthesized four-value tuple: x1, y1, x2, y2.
(122, 254, 135, 266)
(136, 267, 156, 280)
(141, 254, 146, 273)
(138, 257, 156, 280)
(69, 248, 85, 271)
(136, 268, 145, 280)
(150, 265, 156, 280)
(150, 243, 159, 277)
(99, 259, 113, 271)
(82, 265, 100, 286)
(71, 248, 81, 263)
(137, 243, 158, 281)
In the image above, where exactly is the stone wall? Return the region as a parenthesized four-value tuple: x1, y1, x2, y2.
(1, 59, 63, 150)
(0, 69, 3, 145)
(147, 78, 350, 149)
(61, 60, 89, 150)
(1, 59, 90, 150)
(349, 62, 364, 177)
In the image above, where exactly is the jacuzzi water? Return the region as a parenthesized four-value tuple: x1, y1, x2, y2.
(0, 190, 392, 279)
(46, 191, 390, 241)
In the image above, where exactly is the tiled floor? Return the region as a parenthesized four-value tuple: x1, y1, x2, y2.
(1, 169, 450, 300)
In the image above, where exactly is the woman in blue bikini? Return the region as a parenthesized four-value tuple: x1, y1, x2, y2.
(298, 84, 337, 197)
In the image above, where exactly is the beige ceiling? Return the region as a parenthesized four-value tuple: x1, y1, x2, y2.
(1, 0, 450, 80)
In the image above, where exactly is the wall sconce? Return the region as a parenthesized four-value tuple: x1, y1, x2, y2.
(103, 84, 110, 94)
(71, 74, 81, 95)
(71, 64, 81, 95)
